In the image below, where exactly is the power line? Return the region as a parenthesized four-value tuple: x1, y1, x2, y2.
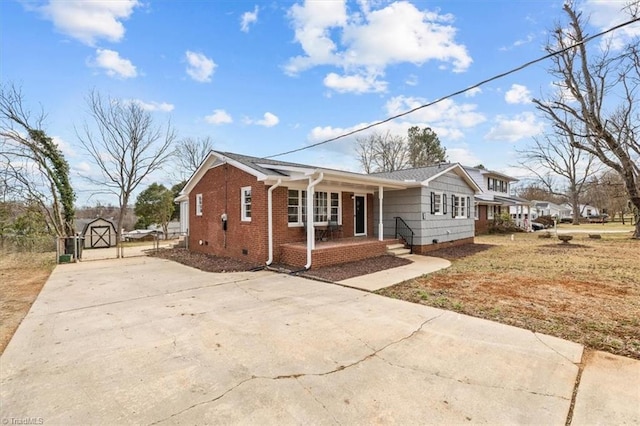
(266, 15, 640, 159)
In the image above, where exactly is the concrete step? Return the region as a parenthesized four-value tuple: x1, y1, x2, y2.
(386, 243, 405, 251)
(387, 247, 411, 257)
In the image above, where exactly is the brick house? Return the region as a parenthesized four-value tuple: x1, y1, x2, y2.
(176, 151, 481, 269)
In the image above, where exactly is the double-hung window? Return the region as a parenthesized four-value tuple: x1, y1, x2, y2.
(195, 194, 203, 216)
(314, 192, 328, 222)
(241, 186, 251, 221)
(451, 194, 470, 219)
(433, 192, 442, 214)
(288, 189, 339, 225)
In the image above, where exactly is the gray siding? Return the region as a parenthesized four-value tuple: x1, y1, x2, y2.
(374, 172, 475, 246)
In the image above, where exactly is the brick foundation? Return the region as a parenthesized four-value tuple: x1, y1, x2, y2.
(280, 238, 397, 269)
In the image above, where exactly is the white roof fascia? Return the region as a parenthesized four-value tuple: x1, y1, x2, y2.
(178, 151, 269, 201)
(215, 151, 268, 180)
(421, 164, 482, 193)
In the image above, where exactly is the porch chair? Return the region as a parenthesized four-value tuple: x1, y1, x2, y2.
(328, 220, 342, 239)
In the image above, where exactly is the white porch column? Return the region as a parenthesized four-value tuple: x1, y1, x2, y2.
(378, 186, 384, 241)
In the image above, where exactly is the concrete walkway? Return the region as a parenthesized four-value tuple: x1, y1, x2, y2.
(338, 254, 451, 291)
(1, 257, 639, 425)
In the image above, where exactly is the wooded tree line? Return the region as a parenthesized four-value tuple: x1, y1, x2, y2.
(1, 85, 211, 249)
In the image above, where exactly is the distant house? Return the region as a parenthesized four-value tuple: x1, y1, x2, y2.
(564, 203, 600, 218)
(523, 201, 572, 221)
(75, 217, 118, 249)
(176, 151, 480, 269)
(463, 166, 530, 233)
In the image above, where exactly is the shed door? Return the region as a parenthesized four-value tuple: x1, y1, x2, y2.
(354, 195, 366, 236)
(90, 225, 111, 248)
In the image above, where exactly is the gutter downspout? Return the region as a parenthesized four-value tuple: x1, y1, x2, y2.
(266, 179, 282, 266)
(305, 172, 324, 269)
(378, 185, 384, 241)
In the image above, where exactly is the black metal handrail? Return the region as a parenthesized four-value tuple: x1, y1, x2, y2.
(394, 217, 414, 254)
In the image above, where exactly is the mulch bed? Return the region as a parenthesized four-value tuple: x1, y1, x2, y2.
(423, 243, 495, 260)
(301, 255, 412, 282)
(150, 248, 262, 272)
(149, 248, 412, 282)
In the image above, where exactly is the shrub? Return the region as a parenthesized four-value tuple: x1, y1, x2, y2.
(489, 212, 524, 234)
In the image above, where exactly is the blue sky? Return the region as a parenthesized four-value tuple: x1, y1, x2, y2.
(1, 0, 637, 206)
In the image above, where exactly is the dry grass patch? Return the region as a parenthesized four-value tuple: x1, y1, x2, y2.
(0, 251, 55, 354)
(378, 233, 640, 359)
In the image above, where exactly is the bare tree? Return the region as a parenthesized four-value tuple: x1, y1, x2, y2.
(355, 131, 409, 173)
(0, 84, 75, 237)
(174, 136, 214, 180)
(517, 131, 598, 224)
(77, 91, 176, 249)
(534, 2, 640, 237)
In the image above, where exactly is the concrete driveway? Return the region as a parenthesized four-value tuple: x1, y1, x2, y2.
(1, 257, 638, 425)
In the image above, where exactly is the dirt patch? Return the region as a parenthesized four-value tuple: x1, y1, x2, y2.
(150, 248, 262, 272)
(301, 255, 412, 282)
(423, 243, 495, 260)
(378, 234, 640, 360)
(0, 251, 55, 355)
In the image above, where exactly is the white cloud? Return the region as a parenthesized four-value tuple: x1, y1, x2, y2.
(385, 95, 486, 130)
(583, 0, 640, 50)
(240, 6, 259, 32)
(285, 1, 471, 92)
(505, 84, 531, 104)
(91, 49, 137, 78)
(323, 72, 387, 94)
(499, 33, 535, 51)
(185, 51, 216, 83)
(485, 112, 544, 142)
(255, 112, 279, 127)
(464, 87, 482, 97)
(40, 0, 139, 46)
(129, 99, 174, 112)
(405, 74, 418, 86)
(447, 147, 480, 166)
(53, 136, 76, 157)
(205, 109, 233, 125)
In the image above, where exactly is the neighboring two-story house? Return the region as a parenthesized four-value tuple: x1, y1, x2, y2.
(464, 166, 531, 233)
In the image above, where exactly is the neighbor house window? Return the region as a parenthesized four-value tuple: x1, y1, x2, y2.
(474, 205, 479, 220)
(195, 194, 203, 216)
(241, 186, 251, 221)
(288, 189, 340, 226)
(488, 177, 508, 193)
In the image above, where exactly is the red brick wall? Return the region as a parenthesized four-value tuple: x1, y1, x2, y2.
(413, 237, 475, 254)
(189, 164, 269, 264)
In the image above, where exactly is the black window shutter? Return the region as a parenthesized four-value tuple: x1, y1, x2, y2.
(451, 195, 455, 218)
(467, 197, 471, 218)
(430, 192, 435, 214)
(443, 193, 447, 214)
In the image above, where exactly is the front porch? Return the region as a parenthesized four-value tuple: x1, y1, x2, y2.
(279, 237, 402, 269)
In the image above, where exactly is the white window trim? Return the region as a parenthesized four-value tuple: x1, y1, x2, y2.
(241, 186, 251, 222)
(488, 205, 495, 220)
(474, 204, 479, 220)
(195, 193, 203, 216)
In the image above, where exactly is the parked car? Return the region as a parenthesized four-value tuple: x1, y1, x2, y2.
(587, 214, 609, 223)
(531, 222, 545, 231)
